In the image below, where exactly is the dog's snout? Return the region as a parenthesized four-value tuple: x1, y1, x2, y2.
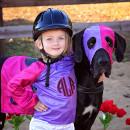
(98, 58, 109, 66)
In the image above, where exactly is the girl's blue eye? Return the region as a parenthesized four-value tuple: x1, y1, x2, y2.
(59, 37, 64, 40)
(47, 38, 52, 41)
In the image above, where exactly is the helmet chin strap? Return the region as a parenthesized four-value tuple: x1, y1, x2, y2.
(40, 49, 64, 64)
(39, 39, 64, 87)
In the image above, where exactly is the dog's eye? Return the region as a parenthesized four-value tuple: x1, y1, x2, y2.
(87, 37, 96, 49)
(105, 37, 113, 48)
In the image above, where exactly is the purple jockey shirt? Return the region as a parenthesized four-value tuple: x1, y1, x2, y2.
(32, 54, 77, 124)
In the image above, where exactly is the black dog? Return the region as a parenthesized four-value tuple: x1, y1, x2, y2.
(73, 25, 126, 130)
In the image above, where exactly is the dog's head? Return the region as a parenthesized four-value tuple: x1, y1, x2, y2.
(73, 25, 126, 79)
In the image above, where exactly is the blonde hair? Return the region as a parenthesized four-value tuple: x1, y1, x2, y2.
(62, 32, 72, 55)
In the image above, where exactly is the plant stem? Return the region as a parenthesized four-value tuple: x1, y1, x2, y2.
(104, 126, 106, 130)
(14, 125, 19, 130)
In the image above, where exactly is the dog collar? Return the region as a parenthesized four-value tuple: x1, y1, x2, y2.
(77, 83, 104, 94)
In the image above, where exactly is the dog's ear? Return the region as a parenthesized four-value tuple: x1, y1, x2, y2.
(72, 30, 85, 63)
(114, 32, 126, 62)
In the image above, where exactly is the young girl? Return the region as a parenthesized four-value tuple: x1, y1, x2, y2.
(5, 8, 105, 130)
(30, 8, 76, 130)
(5, 8, 76, 130)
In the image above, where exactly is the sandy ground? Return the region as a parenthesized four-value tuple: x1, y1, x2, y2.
(3, 61, 130, 130)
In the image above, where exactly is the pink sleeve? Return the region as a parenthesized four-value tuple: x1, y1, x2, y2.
(7, 61, 46, 111)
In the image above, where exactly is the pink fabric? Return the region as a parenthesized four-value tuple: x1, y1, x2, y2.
(100, 25, 115, 64)
(1, 56, 46, 115)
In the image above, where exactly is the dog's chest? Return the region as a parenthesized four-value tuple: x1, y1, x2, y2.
(82, 105, 96, 116)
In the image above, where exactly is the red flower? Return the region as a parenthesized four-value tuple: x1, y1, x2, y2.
(116, 108, 127, 117)
(8, 113, 14, 116)
(5, 116, 12, 120)
(126, 118, 130, 125)
(100, 100, 113, 113)
(16, 114, 20, 116)
(107, 104, 119, 114)
(100, 100, 119, 114)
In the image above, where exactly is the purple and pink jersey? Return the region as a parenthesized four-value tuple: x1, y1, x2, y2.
(1, 54, 77, 124)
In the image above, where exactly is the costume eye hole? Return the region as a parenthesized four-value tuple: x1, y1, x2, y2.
(90, 43, 94, 46)
(108, 42, 111, 45)
(87, 37, 96, 49)
(106, 36, 113, 48)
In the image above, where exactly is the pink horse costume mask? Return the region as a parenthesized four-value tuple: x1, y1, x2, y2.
(73, 24, 126, 78)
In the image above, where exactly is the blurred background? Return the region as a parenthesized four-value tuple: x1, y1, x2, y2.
(1, 1, 130, 61)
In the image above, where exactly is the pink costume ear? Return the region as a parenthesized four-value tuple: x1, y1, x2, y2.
(114, 32, 126, 62)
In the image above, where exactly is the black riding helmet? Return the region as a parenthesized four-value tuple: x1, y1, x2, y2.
(33, 8, 73, 41)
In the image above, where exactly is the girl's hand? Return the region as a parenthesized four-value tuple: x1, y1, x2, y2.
(34, 101, 48, 112)
(98, 73, 105, 83)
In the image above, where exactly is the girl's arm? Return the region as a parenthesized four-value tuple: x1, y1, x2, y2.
(7, 61, 46, 111)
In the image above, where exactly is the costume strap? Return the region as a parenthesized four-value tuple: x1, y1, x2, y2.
(39, 49, 64, 87)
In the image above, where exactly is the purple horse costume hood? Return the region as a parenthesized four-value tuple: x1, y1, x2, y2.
(83, 24, 115, 65)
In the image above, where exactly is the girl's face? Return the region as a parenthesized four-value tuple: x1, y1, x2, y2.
(41, 30, 66, 58)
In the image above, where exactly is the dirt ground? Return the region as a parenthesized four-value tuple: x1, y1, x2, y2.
(2, 2, 130, 130)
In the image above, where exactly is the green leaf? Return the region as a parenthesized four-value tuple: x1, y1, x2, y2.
(104, 123, 109, 129)
(8, 120, 14, 124)
(15, 116, 25, 126)
(107, 114, 113, 124)
(26, 115, 33, 121)
(99, 117, 105, 124)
